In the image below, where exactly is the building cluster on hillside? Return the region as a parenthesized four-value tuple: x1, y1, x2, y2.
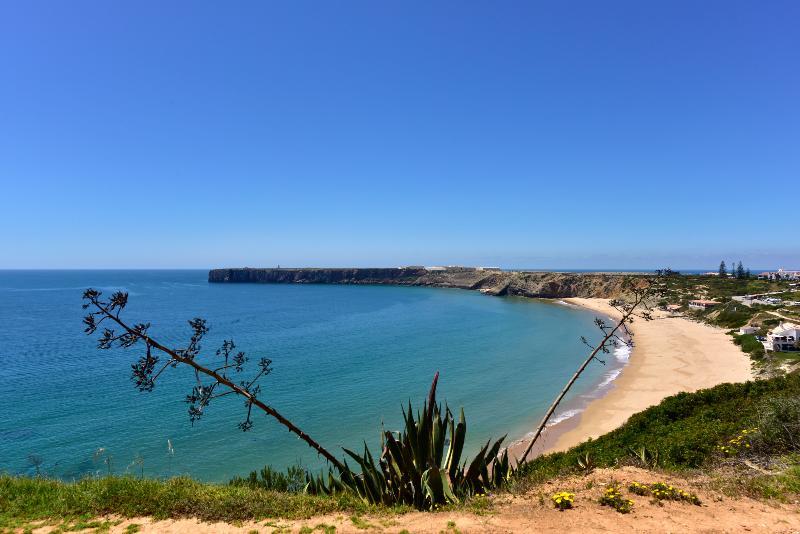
(422, 265, 502, 272)
(740, 322, 800, 353)
(765, 322, 800, 353)
(758, 268, 800, 281)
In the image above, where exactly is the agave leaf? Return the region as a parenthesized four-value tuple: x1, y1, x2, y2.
(343, 447, 370, 471)
(384, 431, 407, 480)
(446, 407, 467, 479)
(492, 449, 510, 486)
(432, 407, 445, 467)
(441, 467, 458, 503)
(405, 400, 420, 467)
(421, 464, 459, 508)
(485, 435, 506, 463)
(421, 467, 442, 508)
(464, 439, 490, 483)
(417, 401, 431, 468)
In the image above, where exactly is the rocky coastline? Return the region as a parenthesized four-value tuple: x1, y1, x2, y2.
(208, 267, 630, 299)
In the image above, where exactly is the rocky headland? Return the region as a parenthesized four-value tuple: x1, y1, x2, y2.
(207, 267, 630, 299)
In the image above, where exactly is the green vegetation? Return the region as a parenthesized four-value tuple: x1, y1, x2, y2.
(0, 475, 381, 528)
(305, 374, 513, 509)
(726, 460, 800, 500)
(229, 375, 513, 511)
(628, 481, 701, 505)
(550, 491, 574, 510)
(659, 274, 788, 304)
(515, 374, 800, 483)
(732, 333, 765, 359)
(229, 464, 307, 493)
(598, 484, 633, 513)
(708, 302, 752, 328)
(733, 333, 762, 353)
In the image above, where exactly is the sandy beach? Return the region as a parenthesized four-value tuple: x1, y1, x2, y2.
(510, 298, 754, 459)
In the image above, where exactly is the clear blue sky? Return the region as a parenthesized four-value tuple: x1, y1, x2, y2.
(1, 1, 798, 270)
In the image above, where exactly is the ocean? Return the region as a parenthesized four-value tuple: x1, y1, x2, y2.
(0, 270, 621, 482)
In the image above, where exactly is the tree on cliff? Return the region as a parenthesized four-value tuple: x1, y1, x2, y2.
(81, 289, 345, 471)
(519, 271, 670, 463)
(81, 289, 514, 509)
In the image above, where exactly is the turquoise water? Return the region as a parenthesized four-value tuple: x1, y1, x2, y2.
(0, 270, 610, 482)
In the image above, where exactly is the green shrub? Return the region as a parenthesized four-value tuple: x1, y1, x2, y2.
(628, 481, 700, 505)
(550, 491, 574, 510)
(229, 465, 306, 493)
(598, 484, 633, 513)
(733, 333, 766, 360)
(517, 374, 800, 483)
(313, 374, 512, 510)
(753, 396, 800, 454)
(711, 304, 753, 328)
(733, 334, 762, 353)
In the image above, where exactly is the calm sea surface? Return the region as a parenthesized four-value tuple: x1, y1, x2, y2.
(0, 270, 611, 482)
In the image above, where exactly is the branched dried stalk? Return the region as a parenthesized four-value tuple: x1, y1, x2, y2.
(82, 289, 345, 471)
(519, 271, 671, 464)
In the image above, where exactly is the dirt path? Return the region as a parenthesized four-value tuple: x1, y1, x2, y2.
(41, 468, 800, 534)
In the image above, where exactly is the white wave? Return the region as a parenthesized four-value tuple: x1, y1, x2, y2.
(546, 408, 583, 427)
(555, 300, 580, 308)
(613, 340, 631, 362)
(598, 368, 622, 388)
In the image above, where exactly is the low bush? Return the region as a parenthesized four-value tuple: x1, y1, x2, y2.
(733, 333, 762, 353)
(516, 374, 800, 483)
(229, 464, 306, 493)
(598, 484, 633, 513)
(550, 491, 574, 510)
(753, 397, 800, 454)
(628, 481, 701, 505)
(710, 303, 753, 328)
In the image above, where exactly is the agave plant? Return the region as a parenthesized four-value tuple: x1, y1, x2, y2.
(309, 373, 514, 509)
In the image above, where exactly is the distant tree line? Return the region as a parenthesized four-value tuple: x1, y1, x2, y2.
(719, 260, 751, 280)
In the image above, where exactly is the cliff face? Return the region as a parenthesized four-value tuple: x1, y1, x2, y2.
(208, 268, 628, 299)
(208, 267, 428, 285)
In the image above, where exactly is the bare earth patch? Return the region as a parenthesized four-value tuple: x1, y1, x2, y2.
(32, 467, 799, 533)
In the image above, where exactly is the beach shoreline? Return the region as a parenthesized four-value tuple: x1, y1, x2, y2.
(507, 298, 754, 460)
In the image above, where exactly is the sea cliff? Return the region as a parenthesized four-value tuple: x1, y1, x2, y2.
(208, 267, 628, 299)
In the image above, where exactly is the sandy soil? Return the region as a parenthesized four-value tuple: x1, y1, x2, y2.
(542, 298, 754, 452)
(62, 467, 800, 533)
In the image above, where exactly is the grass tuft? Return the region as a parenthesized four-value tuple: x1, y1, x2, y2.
(0, 475, 381, 524)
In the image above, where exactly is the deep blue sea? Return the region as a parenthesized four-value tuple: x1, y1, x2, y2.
(0, 270, 614, 482)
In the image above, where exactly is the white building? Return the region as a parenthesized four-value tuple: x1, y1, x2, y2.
(688, 299, 720, 310)
(766, 322, 800, 352)
(738, 326, 757, 335)
(758, 269, 800, 281)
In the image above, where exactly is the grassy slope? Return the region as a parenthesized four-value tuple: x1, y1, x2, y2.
(0, 476, 387, 526)
(2, 374, 799, 526)
(516, 374, 800, 484)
